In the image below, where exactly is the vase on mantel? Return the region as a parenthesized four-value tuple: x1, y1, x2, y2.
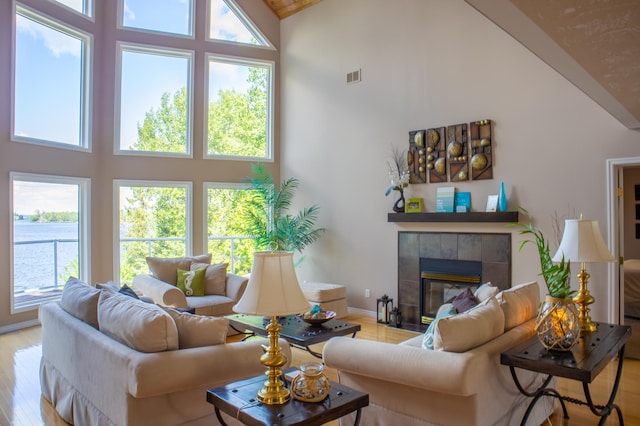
(393, 189, 406, 213)
(498, 181, 507, 212)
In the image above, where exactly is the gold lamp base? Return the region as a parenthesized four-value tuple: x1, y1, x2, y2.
(573, 263, 597, 333)
(257, 316, 290, 405)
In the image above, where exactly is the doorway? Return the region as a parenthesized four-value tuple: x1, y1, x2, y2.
(607, 157, 640, 359)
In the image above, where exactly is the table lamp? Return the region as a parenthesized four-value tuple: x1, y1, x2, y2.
(233, 251, 311, 405)
(552, 219, 615, 332)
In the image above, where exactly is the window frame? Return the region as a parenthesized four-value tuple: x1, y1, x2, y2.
(10, 171, 91, 314)
(12, 3, 93, 152)
(48, 0, 95, 20)
(204, 53, 274, 161)
(114, 42, 195, 158)
(113, 179, 193, 285)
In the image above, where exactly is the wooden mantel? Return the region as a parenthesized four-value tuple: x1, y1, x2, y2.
(387, 211, 519, 223)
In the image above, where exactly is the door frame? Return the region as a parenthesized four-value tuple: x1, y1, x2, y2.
(606, 156, 640, 324)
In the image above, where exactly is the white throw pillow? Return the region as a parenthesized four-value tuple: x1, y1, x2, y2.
(146, 254, 212, 285)
(496, 281, 540, 331)
(474, 282, 498, 301)
(434, 297, 505, 352)
(164, 308, 229, 348)
(98, 290, 179, 353)
(190, 262, 228, 295)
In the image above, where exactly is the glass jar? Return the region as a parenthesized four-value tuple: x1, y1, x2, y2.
(536, 296, 580, 351)
(291, 362, 331, 402)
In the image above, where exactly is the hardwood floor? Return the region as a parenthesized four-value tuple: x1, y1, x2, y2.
(0, 314, 638, 425)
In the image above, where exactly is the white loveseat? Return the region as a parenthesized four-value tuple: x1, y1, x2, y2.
(323, 281, 556, 426)
(131, 254, 248, 316)
(40, 277, 290, 426)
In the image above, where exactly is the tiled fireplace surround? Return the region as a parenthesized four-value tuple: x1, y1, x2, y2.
(398, 231, 511, 332)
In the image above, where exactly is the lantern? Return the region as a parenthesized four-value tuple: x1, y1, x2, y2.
(377, 294, 393, 324)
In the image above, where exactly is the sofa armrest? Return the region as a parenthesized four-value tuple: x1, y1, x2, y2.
(324, 337, 489, 396)
(128, 339, 291, 398)
(132, 274, 188, 308)
(226, 274, 248, 302)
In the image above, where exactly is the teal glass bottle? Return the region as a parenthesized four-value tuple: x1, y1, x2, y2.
(498, 181, 507, 212)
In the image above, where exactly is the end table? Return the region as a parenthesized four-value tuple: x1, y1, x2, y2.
(501, 322, 631, 426)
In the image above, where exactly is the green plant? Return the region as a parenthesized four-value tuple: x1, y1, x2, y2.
(243, 163, 326, 255)
(511, 208, 573, 299)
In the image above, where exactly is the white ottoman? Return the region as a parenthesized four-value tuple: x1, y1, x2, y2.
(301, 282, 348, 319)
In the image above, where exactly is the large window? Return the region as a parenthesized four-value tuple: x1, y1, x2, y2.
(117, 44, 193, 156)
(13, 5, 92, 149)
(11, 173, 89, 312)
(207, 56, 272, 159)
(206, 184, 262, 275)
(52, 0, 94, 17)
(116, 181, 192, 283)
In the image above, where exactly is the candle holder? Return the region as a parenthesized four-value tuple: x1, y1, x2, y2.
(377, 295, 393, 324)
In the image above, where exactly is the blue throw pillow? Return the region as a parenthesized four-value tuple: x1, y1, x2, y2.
(118, 284, 140, 299)
(422, 305, 457, 350)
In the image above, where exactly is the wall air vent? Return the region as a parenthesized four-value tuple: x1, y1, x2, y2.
(346, 69, 361, 84)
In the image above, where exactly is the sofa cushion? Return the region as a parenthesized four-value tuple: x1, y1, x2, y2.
(97, 290, 179, 353)
(177, 267, 206, 296)
(496, 281, 540, 331)
(164, 308, 229, 348)
(474, 282, 498, 301)
(191, 262, 228, 295)
(451, 288, 479, 313)
(59, 277, 101, 328)
(422, 304, 457, 350)
(434, 297, 505, 352)
(146, 254, 212, 285)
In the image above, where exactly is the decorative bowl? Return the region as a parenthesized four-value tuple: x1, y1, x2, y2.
(300, 310, 336, 325)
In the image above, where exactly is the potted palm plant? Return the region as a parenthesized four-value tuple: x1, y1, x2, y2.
(512, 208, 580, 351)
(243, 163, 326, 261)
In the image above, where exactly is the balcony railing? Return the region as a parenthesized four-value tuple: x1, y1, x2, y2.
(14, 235, 255, 309)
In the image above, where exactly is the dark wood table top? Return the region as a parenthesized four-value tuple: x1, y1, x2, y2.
(206, 370, 369, 426)
(501, 322, 631, 383)
(227, 314, 361, 347)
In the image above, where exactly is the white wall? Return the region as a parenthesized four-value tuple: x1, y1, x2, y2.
(279, 0, 640, 322)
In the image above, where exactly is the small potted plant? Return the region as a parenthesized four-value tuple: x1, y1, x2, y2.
(512, 208, 580, 351)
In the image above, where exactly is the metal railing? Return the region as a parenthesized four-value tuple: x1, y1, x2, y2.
(13, 235, 254, 298)
(14, 238, 78, 291)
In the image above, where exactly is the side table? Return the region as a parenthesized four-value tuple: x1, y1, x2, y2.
(501, 322, 631, 426)
(206, 369, 369, 426)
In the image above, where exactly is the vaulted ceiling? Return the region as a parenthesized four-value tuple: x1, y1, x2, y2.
(263, 0, 640, 129)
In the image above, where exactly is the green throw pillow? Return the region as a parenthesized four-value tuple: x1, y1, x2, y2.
(176, 268, 206, 297)
(422, 305, 457, 350)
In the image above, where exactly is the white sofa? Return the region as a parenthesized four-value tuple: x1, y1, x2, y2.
(40, 277, 291, 426)
(131, 254, 248, 316)
(323, 281, 557, 426)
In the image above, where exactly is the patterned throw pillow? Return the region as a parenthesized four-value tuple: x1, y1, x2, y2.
(422, 305, 457, 350)
(176, 268, 206, 296)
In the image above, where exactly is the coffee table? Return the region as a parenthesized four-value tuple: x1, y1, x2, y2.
(227, 314, 361, 358)
(206, 369, 369, 425)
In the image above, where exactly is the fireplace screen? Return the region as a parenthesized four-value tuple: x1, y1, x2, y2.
(420, 258, 482, 324)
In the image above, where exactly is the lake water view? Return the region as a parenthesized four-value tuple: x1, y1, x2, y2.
(13, 220, 79, 293)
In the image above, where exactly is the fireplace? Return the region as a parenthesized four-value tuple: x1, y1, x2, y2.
(420, 258, 482, 324)
(397, 231, 511, 331)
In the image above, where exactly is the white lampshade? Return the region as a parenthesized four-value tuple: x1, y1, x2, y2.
(552, 219, 615, 263)
(233, 251, 311, 316)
